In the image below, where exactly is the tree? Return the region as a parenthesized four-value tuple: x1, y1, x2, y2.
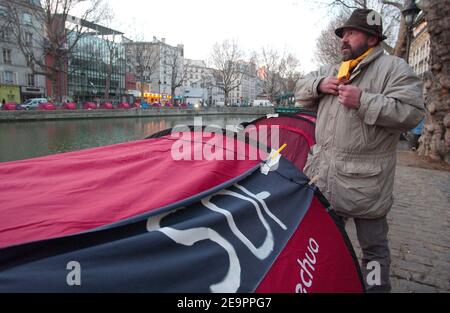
(256, 48, 284, 103)
(417, 0, 450, 163)
(256, 48, 302, 104)
(125, 39, 160, 101)
(166, 46, 187, 99)
(209, 40, 244, 106)
(100, 12, 123, 102)
(3, 0, 107, 102)
(279, 54, 303, 97)
(315, 10, 349, 65)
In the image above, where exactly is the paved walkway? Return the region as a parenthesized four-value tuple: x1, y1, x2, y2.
(345, 150, 450, 293)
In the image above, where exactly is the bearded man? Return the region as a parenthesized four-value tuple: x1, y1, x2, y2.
(295, 9, 424, 292)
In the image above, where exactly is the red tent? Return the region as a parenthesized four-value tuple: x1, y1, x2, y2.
(101, 102, 114, 110)
(38, 102, 56, 110)
(0, 112, 364, 293)
(62, 102, 77, 110)
(83, 102, 97, 110)
(119, 102, 131, 109)
(1, 103, 18, 110)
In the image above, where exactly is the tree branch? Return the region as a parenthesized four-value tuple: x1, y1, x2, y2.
(382, 0, 403, 10)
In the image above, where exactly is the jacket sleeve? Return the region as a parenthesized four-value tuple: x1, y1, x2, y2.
(356, 58, 425, 132)
(295, 67, 328, 109)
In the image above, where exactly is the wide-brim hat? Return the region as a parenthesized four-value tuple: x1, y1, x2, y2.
(335, 8, 387, 41)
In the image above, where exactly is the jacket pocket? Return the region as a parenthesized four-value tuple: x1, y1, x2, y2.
(332, 161, 382, 215)
(304, 145, 326, 189)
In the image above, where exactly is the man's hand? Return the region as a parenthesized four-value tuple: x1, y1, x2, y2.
(318, 77, 341, 96)
(338, 84, 362, 109)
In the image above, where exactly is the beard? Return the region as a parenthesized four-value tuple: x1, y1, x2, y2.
(341, 42, 369, 61)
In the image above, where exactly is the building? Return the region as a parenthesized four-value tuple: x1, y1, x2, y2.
(409, 12, 431, 77)
(0, 0, 46, 103)
(229, 61, 257, 106)
(66, 18, 126, 103)
(182, 59, 226, 106)
(125, 37, 184, 103)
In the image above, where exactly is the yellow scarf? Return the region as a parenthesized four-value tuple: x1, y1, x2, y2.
(337, 48, 373, 81)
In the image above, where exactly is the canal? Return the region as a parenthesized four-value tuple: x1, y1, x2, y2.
(0, 115, 263, 163)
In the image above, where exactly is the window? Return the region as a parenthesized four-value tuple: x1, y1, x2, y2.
(3, 49, 12, 64)
(4, 71, 14, 83)
(25, 32, 33, 46)
(26, 54, 33, 65)
(0, 27, 10, 41)
(22, 13, 32, 25)
(27, 74, 35, 86)
(0, 6, 6, 17)
(26, 0, 39, 5)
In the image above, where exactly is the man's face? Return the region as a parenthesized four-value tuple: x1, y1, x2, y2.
(341, 28, 371, 61)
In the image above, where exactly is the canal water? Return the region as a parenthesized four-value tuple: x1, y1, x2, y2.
(0, 115, 263, 163)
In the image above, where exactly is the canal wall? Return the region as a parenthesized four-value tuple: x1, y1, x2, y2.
(0, 107, 275, 122)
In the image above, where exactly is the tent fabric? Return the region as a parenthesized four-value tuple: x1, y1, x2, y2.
(242, 113, 316, 170)
(0, 135, 261, 249)
(0, 115, 364, 293)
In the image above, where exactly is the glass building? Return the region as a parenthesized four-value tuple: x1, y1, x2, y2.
(67, 23, 125, 103)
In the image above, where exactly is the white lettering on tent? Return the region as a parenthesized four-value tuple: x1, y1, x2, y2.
(159, 227, 241, 293)
(202, 184, 286, 260)
(295, 238, 319, 293)
(146, 184, 286, 293)
(234, 184, 286, 230)
(146, 209, 240, 293)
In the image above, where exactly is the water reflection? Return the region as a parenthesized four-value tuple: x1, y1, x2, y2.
(0, 115, 262, 162)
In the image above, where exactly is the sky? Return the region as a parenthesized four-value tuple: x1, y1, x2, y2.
(104, 0, 335, 73)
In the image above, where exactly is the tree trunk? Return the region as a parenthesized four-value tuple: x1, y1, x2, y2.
(171, 86, 176, 100)
(50, 72, 58, 103)
(140, 84, 145, 103)
(394, 15, 408, 58)
(417, 0, 450, 163)
(104, 79, 110, 102)
(104, 64, 112, 102)
(224, 90, 229, 106)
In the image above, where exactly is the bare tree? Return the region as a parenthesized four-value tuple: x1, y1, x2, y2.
(209, 40, 244, 106)
(102, 34, 122, 102)
(166, 47, 187, 99)
(280, 54, 303, 95)
(100, 12, 124, 102)
(3, 0, 107, 101)
(125, 39, 160, 100)
(314, 10, 349, 65)
(256, 48, 284, 103)
(417, 0, 450, 163)
(255, 48, 301, 104)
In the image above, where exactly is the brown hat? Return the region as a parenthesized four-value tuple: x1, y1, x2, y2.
(335, 9, 387, 41)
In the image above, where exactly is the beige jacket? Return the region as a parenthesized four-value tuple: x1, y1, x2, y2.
(295, 45, 424, 218)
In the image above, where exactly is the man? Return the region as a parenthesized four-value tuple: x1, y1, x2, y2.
(295, 9, 424, 292)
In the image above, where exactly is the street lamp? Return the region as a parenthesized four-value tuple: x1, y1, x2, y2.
(402, 0, 421, 64)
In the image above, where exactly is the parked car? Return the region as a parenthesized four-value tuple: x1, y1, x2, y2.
(21, 98, 48, 110)
(252, 100, 274, 107)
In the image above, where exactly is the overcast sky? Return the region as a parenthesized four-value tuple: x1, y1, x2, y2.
(105, 0, 335, 73)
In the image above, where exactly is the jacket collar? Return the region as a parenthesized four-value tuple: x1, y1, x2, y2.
(349, 45, 385, 80)
(332, 45, 385, 79)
